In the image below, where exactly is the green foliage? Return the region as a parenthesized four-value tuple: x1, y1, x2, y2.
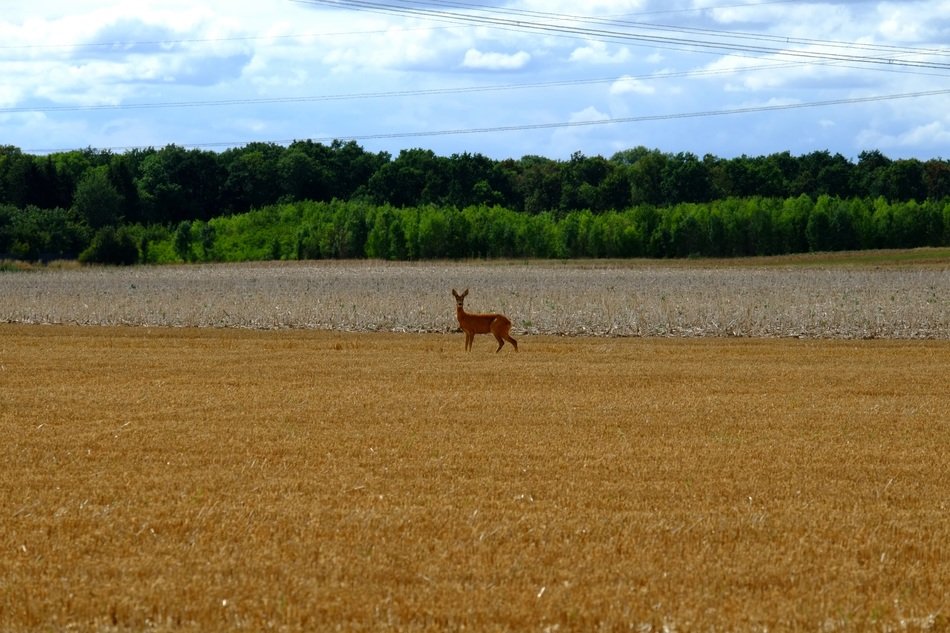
(73, 165, 124, 229)
(0, 204, 89, 261)
(2, 141, 949, 264)
(133, 224, 177, 264)
(78, 226, 140, 265)
(126, 196, 947, 264)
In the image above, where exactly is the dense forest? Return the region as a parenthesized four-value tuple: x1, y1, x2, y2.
(1, 141, 948, 263)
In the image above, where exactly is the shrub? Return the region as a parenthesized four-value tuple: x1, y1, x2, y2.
(79, 226, 140, 265)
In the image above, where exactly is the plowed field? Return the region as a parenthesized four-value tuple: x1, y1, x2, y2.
(2, 325, 947, 631)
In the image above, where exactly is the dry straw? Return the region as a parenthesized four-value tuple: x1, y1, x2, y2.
(1, 326, 948, 631)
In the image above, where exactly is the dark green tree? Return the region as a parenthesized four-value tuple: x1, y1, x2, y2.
(138, 145, 224, 223)
(560, 152, 610, 212)
(853, 150, 891, 198)
(662, 152, 712, 204)
(923, 159, 950, 200)
(366, 149, 443, 207)
(2, 206, 89, 260)
(73, 165, 124, 229)
(628, 149, 668, 206)
(517, 156, 562, 214)
(443, 152, 503, 208)
(220, 145, 281, 213)
(108, 153, 144, 224)
(278, 147, 329, 202)
(883, 159, 927, 202)
(0, 146, 34, 207)
(79, 225, 139, 265)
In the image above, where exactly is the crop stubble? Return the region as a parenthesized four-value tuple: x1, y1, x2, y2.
(1, 258, 948, 337)
(1, 324, 948, 631)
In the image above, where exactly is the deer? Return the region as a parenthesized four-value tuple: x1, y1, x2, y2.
(452, 288, 518, 353)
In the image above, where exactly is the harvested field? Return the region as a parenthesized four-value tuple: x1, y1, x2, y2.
(1, 325, 948, 632)
(1, 256, 948, 337)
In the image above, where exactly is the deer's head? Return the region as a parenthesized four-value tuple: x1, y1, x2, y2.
(452, 288, 469, 309)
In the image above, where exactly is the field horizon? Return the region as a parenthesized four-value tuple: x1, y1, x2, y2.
(2, 324, 948, 631)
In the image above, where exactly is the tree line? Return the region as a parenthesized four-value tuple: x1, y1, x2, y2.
(0, 141, 948, 263)
(33, 196, 942, 265)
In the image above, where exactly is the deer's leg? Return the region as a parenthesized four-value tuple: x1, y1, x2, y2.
(491, 319, 516, 352)
(465, 331, 474, 351)
(493, 332, 505, 352)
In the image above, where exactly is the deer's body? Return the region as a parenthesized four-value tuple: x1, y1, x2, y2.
(452, 289, 518, 353)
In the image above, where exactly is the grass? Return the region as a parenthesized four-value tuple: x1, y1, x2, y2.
(1, 325, 948, 631)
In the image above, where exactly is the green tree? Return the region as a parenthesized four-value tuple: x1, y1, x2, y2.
(366, 149, 443, 207)
(365, 206, 402, 259)
(0, 146, 34, 207)
(79, 226, 139, 265)
(922, 159, 950, 200)
(853, 150, 891, 198)
(560, 152, 610, 212)
(777, 194, 812, 253)
(628, 149, 668, 206)
(138, 145, 224, 223)
(73, 165, 124, 229)
(3, 206, 89, 260)
(596, 164, 632, 212)
(795, 151, 853, 198)
(323, 140, 389, 201)
(278, 147, 329, 202)
(883, 159, 927, 202)
(805, 195, 853, 252)
(108, 153, 145, 224)
(174, 220, 193, 261)
(517, 156, 562, 214)
(445, 152, 504, 208)
(220, 146, 281, 213)
(662, 152, 712, 204)
(416, 206, 449, 258)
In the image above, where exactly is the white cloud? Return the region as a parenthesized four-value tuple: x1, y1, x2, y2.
(570, 41, 631, 64)
(709, 2, 856, 39)
(740, 96, 801, 109)
(875, 3, 939, 42)
(569, 106, 610, 123)
(858, 120, 950, 150)
(461, 48, 531, 70)
(518, 0, 647, 16)
(0, 0, 946, 159)
(609, 75, 655, 96)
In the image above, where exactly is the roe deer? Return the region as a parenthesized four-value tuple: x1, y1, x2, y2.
(452, 288, 518, 353)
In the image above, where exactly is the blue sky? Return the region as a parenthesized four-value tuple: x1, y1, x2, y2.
(1, 0, 948, 160)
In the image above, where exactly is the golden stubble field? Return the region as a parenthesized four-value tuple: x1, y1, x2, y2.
(2, 324, 948, 632)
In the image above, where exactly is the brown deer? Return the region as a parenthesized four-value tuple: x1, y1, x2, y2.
(452, 288, 518, 353)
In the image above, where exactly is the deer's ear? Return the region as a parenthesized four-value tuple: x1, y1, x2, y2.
(452, 289, 458, 297)
(462, 288, 469, 297)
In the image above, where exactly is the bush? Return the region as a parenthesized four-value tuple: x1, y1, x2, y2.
(79, 226, 140, 265)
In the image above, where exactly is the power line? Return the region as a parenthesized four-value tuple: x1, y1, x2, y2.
(418, 0, 939, 59)
(26, 88, 950, 154)
(4, 0, 946, 74)
(296, 0, 950, 72)
(0, 61, 832, 114)
(319, 88, 950, 141)
(0, 0, 851, 52)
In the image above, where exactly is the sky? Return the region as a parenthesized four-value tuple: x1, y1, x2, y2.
(1, 0, 948, 161)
